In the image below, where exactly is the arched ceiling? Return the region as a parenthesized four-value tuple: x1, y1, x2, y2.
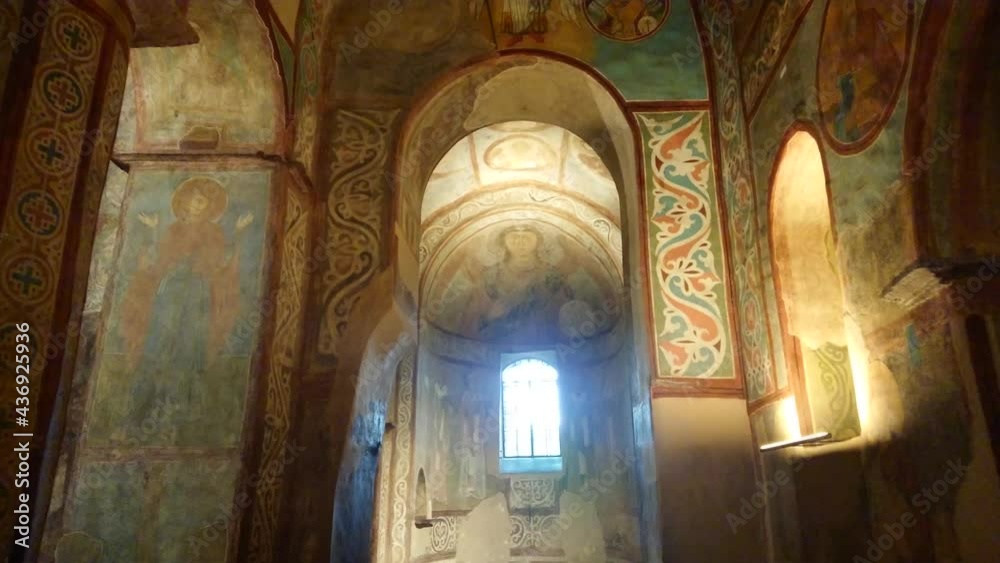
(422, 121, 619, 220)
(393, 55, 640, 256)
(420, 122, 623, 347)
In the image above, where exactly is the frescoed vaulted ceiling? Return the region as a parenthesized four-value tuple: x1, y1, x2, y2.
(421, 121, 620, 221)
(420, 121, 623, 347)
(469, 0, 709, 100)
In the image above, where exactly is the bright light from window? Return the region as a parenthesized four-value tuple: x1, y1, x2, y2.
(501, 358, 561, 459)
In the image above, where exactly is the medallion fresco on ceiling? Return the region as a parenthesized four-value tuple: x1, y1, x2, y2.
(817, 0, 912, 153)
(422, 121, 620, 221)
(475, 0, 669, 46)
(585, 0, 669, 42)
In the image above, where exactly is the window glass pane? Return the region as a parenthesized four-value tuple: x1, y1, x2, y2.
(501, 358, 560, 460)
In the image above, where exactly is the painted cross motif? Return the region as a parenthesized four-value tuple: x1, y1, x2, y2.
(17, 192, 61, 236)
(42, 72, 83, 114)
(8, 259, 45, 298)
(36, 138, 66, 168)
(54, 14, 96, 60)
(61, 22, 87, 51)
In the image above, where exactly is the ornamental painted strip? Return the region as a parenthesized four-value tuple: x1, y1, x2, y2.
(638, 111, 735, 381)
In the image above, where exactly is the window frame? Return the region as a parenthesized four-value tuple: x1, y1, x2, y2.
(498, 351, 563, 475)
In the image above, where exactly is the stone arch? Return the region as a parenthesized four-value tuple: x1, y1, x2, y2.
(389, 52, 645, 309)
(386, 51, 661, 561)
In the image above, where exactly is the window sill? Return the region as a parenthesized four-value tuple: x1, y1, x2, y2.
(499, 456, 563, 475)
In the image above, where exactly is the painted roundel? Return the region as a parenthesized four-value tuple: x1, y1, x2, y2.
(817, 1, 913, 153)
(41, 69, 85, 116)
(16, 191, 63, 238)
(2, 255, 54, 305)
(52, 12, 98, 61)
(584, 0, 669, 42)
(27, 129, 75, 177)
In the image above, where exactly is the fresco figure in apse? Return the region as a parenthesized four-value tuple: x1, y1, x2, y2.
(476, 225, 574, 341)
(117, 177, 253, 423)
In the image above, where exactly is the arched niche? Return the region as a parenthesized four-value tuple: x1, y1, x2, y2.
(386, 52, 659, 561)
(418, 120, 625, 353)
(415, 469, 432, 523)
(390, 53, 643, 314)
(769, 127, 860, 440)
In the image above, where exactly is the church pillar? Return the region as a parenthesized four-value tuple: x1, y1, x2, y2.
(283, 105, 409, 563)
(0, 0, 132, 559)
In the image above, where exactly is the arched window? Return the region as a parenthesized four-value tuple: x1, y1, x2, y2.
(500, 354, 562, 473)
(769, 129, 860, 440)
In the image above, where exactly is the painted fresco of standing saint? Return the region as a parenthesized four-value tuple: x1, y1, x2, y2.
(117, 177, 253, 422)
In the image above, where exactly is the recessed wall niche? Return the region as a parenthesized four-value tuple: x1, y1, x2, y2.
(769, 129, 861, 441)
(374, 121, 643, 562)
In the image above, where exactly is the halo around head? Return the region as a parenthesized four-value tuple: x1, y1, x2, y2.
(171, 176, 228, 221)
